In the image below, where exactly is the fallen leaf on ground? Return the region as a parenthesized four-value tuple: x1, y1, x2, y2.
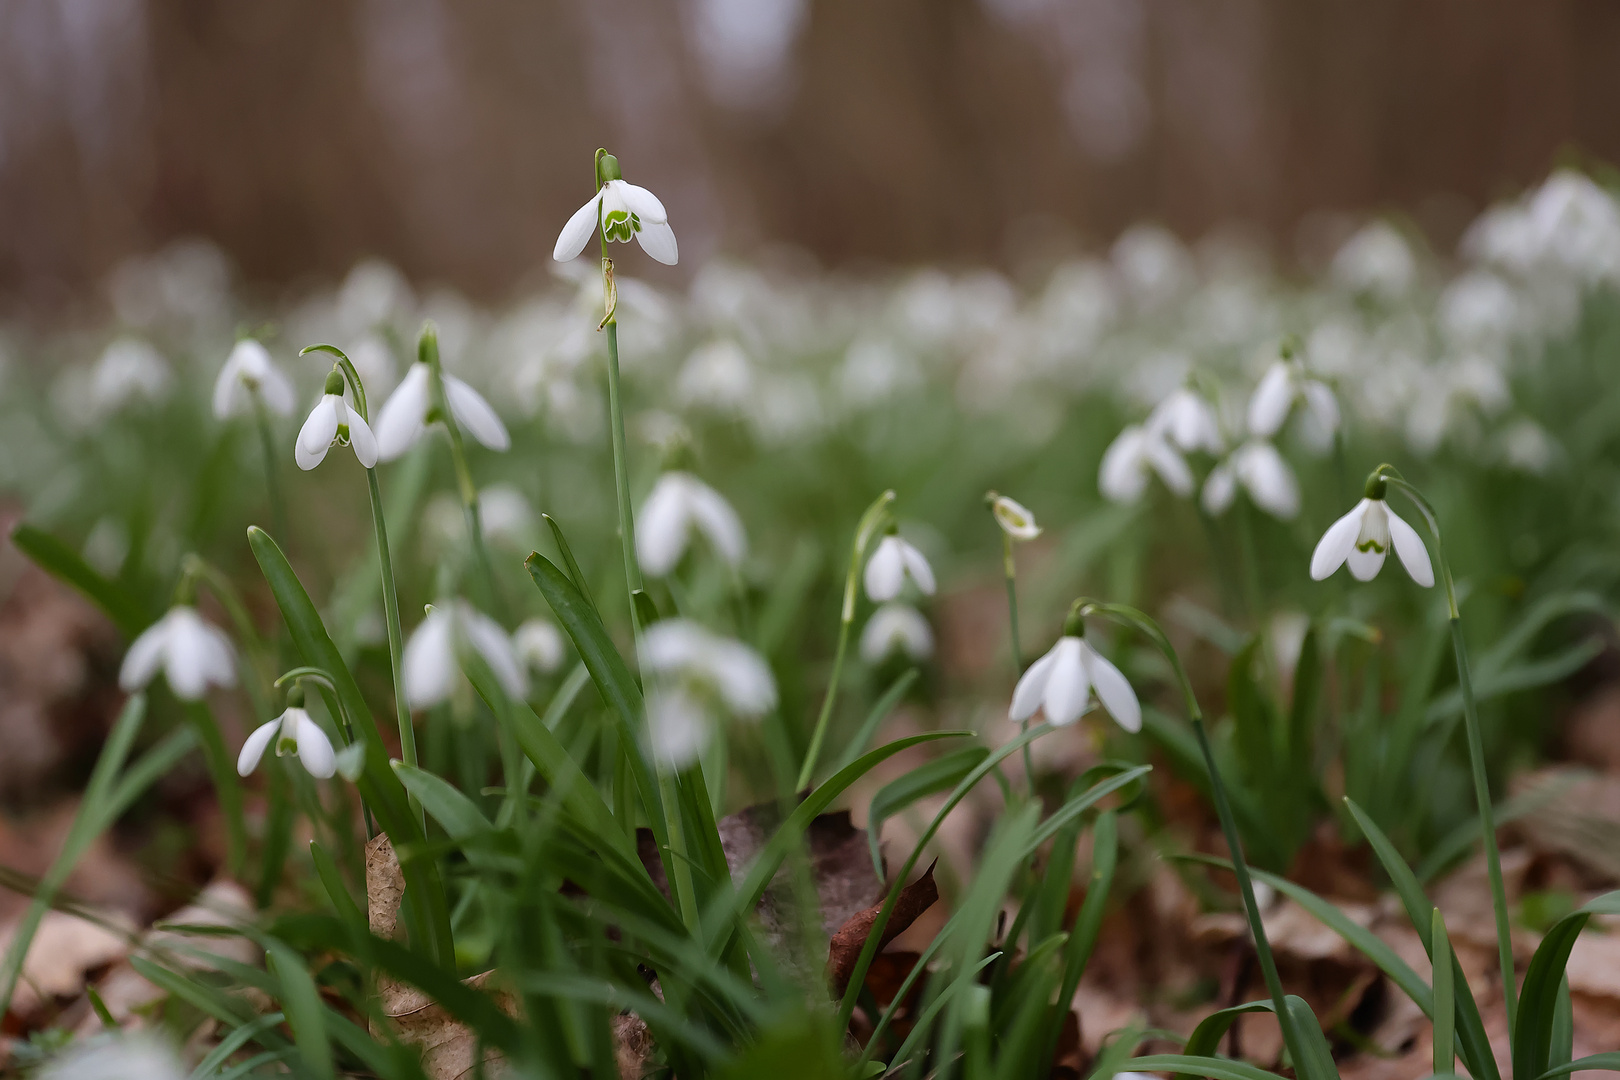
(827, 861, 938, 996)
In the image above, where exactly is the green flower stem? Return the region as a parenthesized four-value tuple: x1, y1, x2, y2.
(603, 320, 643, 636)
(1382, 470, 1517, 1041)
(1002, 530, 1034, 790)
(252, 393, 290, 551)
(797, 489, 894, 790)
(1085, 600, 1306, 1073)
(420, 329, 503, 619)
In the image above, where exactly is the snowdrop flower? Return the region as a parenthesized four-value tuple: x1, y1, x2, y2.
(374, 360, 510, 461)
(1010, 610, 1140, 732)
(514, 618, 566, 675)
(989, 494, 1041, 541)
(1309, 476, 1434, 586)
(860, 603, 934, 664)
(236, 685, 336, 779)
(1247, 359, 1340, 441)
(553, 153, 678, 266)
(642, 619, 775, 766)
(1098, 425, 1194, 504)
(1331, 221, 1416, 301)
(119, 605, 236, 701)
(296, 369, 378, 470)
(212, 339, 295, 420)
(85, 338, 172, 420)
(403, 601, 527, 709)
(864, 530, 936, 601)
(477, 484, 536, 549)
(1147, 386, 1223, 455)
(1202, 440, 1300, 519)
(637, 472, 746, 576)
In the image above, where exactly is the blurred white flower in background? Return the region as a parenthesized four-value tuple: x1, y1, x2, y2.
(1202, 439, 1299, 519)
(1148, 385, 1224, 455)
(864, 533, 937, 602)
(638, 471, 746, 577)
(514, 618, 566, 676)
(425, 485, 536, 554)
(1098, 424, 1193, 504)
(374, 359, 510, 460)
(119, 606, 236, 701)
(676, 339, 755, 413)
(1439, 271, 1520, 353)
(1331, 221, 1416, 302)
(403, 601, 526, 709)
(860, 603, 934, 664)
(336, 259, 415, 339)
(40, 1032, 185, 1080)
(347, 333, 399, 399)
(1246, 359, 1339, 442)
(1112, 224, 1192, 309)
(58, 338, 172, 426)
(642, 620, 775, 766)
(109, 240, 232, 331)
(1495, 418, 1559, 475)
(212, 339, 295, 420)
(839, 338, 922, 408)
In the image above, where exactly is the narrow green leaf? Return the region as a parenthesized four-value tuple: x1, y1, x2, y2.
(1039, 808, 1117, 1074)
(394, 762, 494, 840)
(308, 841, 363, 929)
(1514, 891, 1620, 1080)
(1535, 1052, 1620, 1080)
(186, 1012, 285, 1080)
(10, 522, 149, 636)
(266, 941, 335, 1080)
(1283, 995, 1337, 1080)
(1433, 908, 1455, 1075)
(834, 667, 919, 773)
(866, 746, 988, 874)
(1125, 1053, 1292, 1080)
(542, 513, 599, 614)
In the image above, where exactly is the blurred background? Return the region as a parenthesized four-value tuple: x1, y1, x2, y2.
(4, 0, 1620, 314)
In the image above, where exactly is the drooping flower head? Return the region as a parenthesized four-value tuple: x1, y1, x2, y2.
(859, 603, 934, 664)
(642, 620, 774, 766)
(553, 152, 678, 267)
(864, 527, 937, 602)
(1309, 471, 1435, 586)
(373, 330, 510, 461)
(987, 493, 1041, 541)
(237, 684, 336, 779)
(213, 339, 295, 420)
(1098, 424, 1194, 505)
(403, 601, 527, 709)
(1147, 385, 1223, 456)
(1009, 604, 1141, 732)
(1201, 439, 1300, 520)
(296, 368, 378, 470)
(1247, 355, 1340, 443)
(637, 471, 746, 577)
(119, 605, 236, 701)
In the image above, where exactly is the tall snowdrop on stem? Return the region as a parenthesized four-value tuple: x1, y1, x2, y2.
(1310, 464, 1517, 1038)
(295, 369, 378, 471)
(988, 491, 1041, 785)
(119, 604, 236, 701)
(1009, 601, 1140, 733)
(214, 338, 296, 543)
(863, 526, 936, 602)
(553, 153, 678, 267)
(237, 683, 336, 780)
(298, 343, 422, 823)
(1075, 596, 1308, 1072)
(797, 489, 895, 789)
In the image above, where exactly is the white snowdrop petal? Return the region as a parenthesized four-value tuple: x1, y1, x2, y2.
(1310, 501, 1367, 581)
(554, 192, 604, 262)
(237, 718, 281, 776)
(292, 712, 337, 778)
(211, 361, 241, 420)
(898, 540, 936, 595)
(295, 397, 339, 471)
(259, 364, 297, 417)
(860, 603, 934, 664)
(687, 480, 747, 566)
(991, 496, 1040, 540)
(1301, 380, 1340, 434)
(1145, 437, 1195, 497)
(1040, 638, 1090, 726)
(347, 409, 379, 468)
(1247, 363, 1294, 438)
(462, 607, 528, 701)
(712, 640, 776, 716)
(1099, 427, 1149, 503)
(863, 538, 905, 601)
(641, 620, 709, 673)
(119, 617, 171, 691)
(635, 221, 679, 266)
(1009, 645, 1060, 722)
(1237, 442, 1300, 520)
(1201, 463, 1237, 515)
(403, 610, 456, 709)
(374, 365, 432, 461)
(617, 181, 668, 223)
(1082, 642, 1141, 733)
(637, 475, 692, 577)
(445, 376, 510, 451)
(514, 619, 565, 674)
(647, 687, 708, 768)
(199, 622, 238, 689)
(1385, 506, 1435, 587)
(1345, 540, 1387, 581)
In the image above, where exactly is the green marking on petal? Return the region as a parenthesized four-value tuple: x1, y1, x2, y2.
(1355, 539, 1387, 553)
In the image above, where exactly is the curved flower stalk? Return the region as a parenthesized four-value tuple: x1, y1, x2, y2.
(641, 619, 775, 767)
(637, 471, 746, 577)
(798, 489, 895, 788)
(1309, 465, 1516, 1039)
(859, 602, 934, 664)
(237, 683, 336, 780)
(1201, 439, 1300, 520)
(1009, 604, 1140, 733)
(402, 600, 527, 710)
(119, 605, 236, 701)
(864, 529, 936, 601)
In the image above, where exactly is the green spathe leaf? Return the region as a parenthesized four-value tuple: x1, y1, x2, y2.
(247, 525, 454, 966)
(10, 522, 150, 636)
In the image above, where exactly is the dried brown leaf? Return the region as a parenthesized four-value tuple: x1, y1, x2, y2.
(827, 861, 938, 996)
